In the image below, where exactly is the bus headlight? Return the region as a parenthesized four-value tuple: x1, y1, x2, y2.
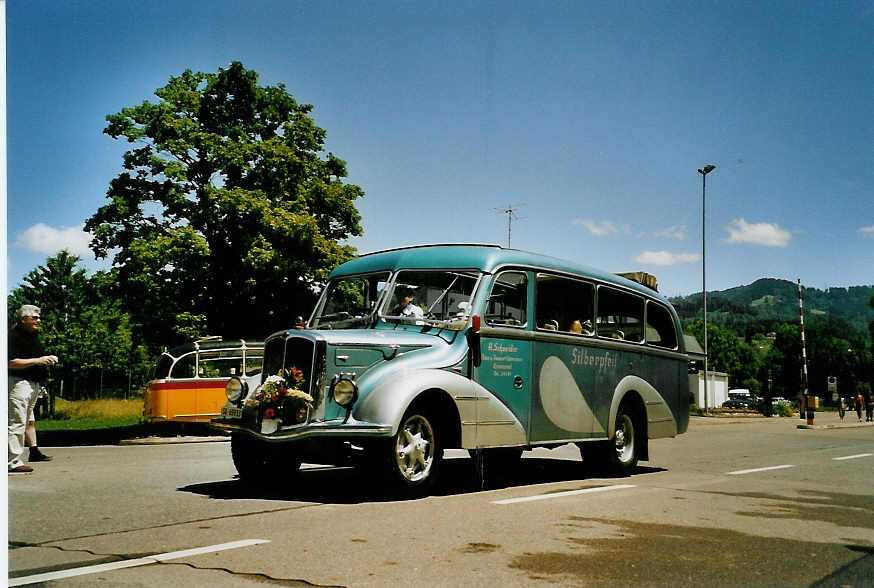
(226, 376, 247, 404)
(331, 377, 358, 408)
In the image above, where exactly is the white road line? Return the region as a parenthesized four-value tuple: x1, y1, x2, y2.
(491, 484, 636, 505)
(725, 464, 795, 476)
(832, 453, 873, 461)
(8, 539, 270, 586)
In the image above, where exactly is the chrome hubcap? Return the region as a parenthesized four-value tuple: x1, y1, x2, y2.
(614, 413, 635, 464)
(394, 415, 435, 482)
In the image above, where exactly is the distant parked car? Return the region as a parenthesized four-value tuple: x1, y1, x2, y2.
(722, 399, 751, 409)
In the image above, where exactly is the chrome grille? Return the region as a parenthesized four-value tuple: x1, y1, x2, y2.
(283, 336, 325, 418)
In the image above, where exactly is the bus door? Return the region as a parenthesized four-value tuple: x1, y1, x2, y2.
(475, 270, 532, 445)
(530, 274, 601, 442)
(590, 285, 647, 431)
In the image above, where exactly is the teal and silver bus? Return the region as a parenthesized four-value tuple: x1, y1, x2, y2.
(212, 244, 691, 494)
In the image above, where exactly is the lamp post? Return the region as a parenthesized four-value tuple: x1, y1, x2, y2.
(698, 164, 716, 411)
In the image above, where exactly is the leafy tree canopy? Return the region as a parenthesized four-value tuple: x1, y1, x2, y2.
(7, 252, 149, 397)
(85, 62, 364, 346)
(687, 320, 762, 388)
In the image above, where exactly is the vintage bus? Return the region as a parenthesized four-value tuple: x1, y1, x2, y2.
(212, 244, 691, 493)
(145, 338, 263, 423)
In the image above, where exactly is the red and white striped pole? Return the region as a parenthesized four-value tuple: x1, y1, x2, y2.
(797, 278, 812, 423)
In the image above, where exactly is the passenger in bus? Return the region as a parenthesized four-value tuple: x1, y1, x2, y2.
(569, 320, 593, 335)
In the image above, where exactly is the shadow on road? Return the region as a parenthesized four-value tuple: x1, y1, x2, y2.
(178, 457, 665, 504)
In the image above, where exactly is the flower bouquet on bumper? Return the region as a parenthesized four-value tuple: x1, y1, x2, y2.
(246, 367, 313, 433)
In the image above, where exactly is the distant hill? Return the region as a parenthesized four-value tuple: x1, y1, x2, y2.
(670, 278, 874, 335)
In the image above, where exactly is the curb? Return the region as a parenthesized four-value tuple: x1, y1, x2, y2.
(36, 423, 229, 447)
(119, 435, 229, 445)
(797, 421, 874, 430)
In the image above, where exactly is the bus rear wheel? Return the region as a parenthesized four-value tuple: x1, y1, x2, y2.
(579, 404, 640, 476)
(610, 409, 638, 474)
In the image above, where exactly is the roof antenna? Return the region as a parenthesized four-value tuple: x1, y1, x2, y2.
(494, 204, 525, 248)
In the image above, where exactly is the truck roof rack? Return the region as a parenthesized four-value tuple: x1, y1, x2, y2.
(616, 271, 659, 292)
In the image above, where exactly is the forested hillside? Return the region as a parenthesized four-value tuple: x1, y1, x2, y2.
(670, 279, 873, 401)
(671, 278, 874, 340)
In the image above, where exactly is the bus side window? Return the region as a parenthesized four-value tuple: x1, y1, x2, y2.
(646, 301, 678, 349)
(596, 287, 644, 342)
(486, 271, 528, 327)
(199, 351, 242, 378)
(535, 273, 594, 334)
(152, 355, 173, 380)
(171, 353, 197, 379)
(245, 354, 264, 376)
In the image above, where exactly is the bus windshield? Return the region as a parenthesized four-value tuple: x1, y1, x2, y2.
(310, 272, 391, 329)
(383, 270, 480, 326)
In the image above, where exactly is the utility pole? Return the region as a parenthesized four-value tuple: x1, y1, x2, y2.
(698, 165, 716, 412)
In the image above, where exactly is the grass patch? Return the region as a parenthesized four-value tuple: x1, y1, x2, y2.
(36, 397, 143, 431)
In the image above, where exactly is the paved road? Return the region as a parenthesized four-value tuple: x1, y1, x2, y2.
(8, 414, 874, 586)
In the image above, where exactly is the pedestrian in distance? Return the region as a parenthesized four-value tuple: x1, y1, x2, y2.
(8, 304, 56, 473)
(866, 391, 873, 423)
(838, 396, 846, 422)
(855, 392, 864, 423)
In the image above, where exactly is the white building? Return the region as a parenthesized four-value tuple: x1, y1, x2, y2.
(694, 370, 730, 409)
(684, 334, 730, 410)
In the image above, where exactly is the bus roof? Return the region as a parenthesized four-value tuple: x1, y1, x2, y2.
(330, 244, 671, 303)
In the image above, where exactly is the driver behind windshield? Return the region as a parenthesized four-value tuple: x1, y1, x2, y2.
(391, 286, 424, 320)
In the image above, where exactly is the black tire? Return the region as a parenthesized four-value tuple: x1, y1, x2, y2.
(578, 403, 640, 476)
(379, 407, 442, 496)
(231, 433, 301, 484)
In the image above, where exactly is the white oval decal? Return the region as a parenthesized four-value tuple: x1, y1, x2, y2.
(538, 355, 602, 433)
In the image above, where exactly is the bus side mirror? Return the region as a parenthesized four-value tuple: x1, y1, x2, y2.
(467, 315, 482, 368)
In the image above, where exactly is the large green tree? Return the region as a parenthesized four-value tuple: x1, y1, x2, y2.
(85, 62, 363, 346)
(687, 320, 762, 389)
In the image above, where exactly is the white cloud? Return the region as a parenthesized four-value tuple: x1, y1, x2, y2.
(725, 218, 791, 247)
(635, 250, 700, 266)
(654, 224, 687, 240)
(573, 219, 629, 236)
(15, 223, 94, 257)
(859, 225, 874, 238)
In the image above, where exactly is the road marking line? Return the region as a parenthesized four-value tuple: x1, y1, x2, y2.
(8, 539, 270, 586)
(832, 453, 873, 461)
(491, 484, 636, 505)
(725, 465, 794, 476)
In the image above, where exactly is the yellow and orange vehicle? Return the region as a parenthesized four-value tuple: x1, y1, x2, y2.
(144, 338, 263, 423)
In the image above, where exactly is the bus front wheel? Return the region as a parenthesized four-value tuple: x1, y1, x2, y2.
(377, 407, 442, 496)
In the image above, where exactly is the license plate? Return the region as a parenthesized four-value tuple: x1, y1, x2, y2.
(221, 406, 243, 419)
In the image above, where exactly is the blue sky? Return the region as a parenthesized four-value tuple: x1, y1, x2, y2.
(4, 0, 873, 298)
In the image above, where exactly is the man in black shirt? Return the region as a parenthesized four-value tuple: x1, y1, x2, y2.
(8, 304, 57, 472)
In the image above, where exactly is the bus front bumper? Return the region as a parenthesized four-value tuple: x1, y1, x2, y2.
(210, 417, 392, 443)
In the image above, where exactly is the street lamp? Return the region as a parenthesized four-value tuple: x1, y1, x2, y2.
(698, 164, 716, 411)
